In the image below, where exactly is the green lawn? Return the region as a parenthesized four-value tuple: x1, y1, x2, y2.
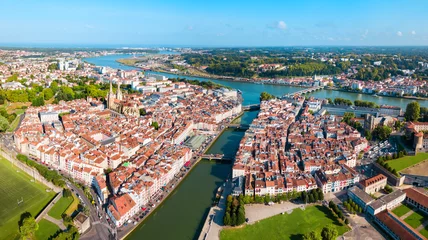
(392, 204, 412, 217)
(64, 193, 79, 216)
(404, 211, 428, 229)
(48, 196, 74, 219)
(220, 205, 350, 240)
(0, 158, 56, 240)
(7, 114, 22, 132)
(35, 219, 60, 240)
(419, 227, 428, 239)
(387, 153, 428, 172)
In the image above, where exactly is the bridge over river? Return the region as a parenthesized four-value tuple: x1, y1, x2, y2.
(282, 86, 324, 98)
(200, 154, 234, 161)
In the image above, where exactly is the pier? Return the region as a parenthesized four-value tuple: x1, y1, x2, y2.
(282, 86, 324, 98)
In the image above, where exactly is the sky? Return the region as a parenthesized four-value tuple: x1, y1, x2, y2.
(1, 0, 428, 47)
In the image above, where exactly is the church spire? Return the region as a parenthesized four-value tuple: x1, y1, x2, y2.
(109, 79, 113, 94)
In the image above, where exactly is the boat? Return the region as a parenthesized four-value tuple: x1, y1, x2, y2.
(373, 94, 378, 97)
(237, 89, 242, 94)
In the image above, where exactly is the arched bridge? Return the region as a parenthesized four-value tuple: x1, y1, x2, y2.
(283, 86, 324, 98)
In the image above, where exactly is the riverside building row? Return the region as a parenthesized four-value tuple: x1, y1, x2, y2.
(14, 81, 242, 227)
(232, 99, 366, 196)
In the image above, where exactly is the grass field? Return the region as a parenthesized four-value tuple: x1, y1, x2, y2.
(419, 227, 428, 239)
(48, 196, 74, 219)
(387, 153, 428, 172)
(392, 204, 412, 217)
(220, 205, 349, 240)
(0, 158, 56, 240)
(404, 211, 428, 229)
(64, 193, 79, 216)
(35, 219, 60, 240)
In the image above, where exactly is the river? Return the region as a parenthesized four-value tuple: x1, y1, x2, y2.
(83, 54, 427, 240)
(84, 54, 428, 108)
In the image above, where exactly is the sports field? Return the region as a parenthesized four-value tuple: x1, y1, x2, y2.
(0, 158, 56, 240)
(220, 205, 349, 240)
(387, 153, 428, 172)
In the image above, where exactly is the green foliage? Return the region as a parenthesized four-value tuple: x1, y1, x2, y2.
(224, 195, 246, 226)
(19, 213, 38, 240)
(372, 125, 392, 141)
(303, 230, 322, 240)
(43, 88, 54, 100)
(405, 101, 420, 122)
(48, 63, 59, 71)
(354, 100, 379, 108)
(333, 98, 352, 106)
(341, 112, 355, 125)
(170, 78, 230, 90)
(139, 108, 147, 116)
(63, 189, 72, 198)
(31, 96, 45, 107)
(52, 225, 79, 240)
(151, 121, 159, 130)
(16, 154, 65, 187)
(0, 115, 9, 132)
(321, 224, 338, 240)
(260, 92, 276, 101)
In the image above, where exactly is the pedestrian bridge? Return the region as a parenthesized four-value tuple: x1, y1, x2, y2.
(242, 104, 260, 111)
(225, 123, 250, 129)
(282, 86, 324, 98)
(201, 154, 234, 161)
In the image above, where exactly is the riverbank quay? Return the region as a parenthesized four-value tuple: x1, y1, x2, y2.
(327, 87, 428, 101)
(198, 180, 232, 240)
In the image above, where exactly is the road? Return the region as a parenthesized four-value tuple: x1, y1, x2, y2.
(66, 180, 115, 240)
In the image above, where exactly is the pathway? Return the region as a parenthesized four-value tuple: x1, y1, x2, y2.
(400, 209, 415, 220)
(416, 217, 428, 231)
(245, 201, 303, 224)
(44, 215, 67, 231)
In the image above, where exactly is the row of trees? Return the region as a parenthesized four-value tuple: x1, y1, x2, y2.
(301, 188, 325, 204)
(223, 195, 246, 226)
(343, 199, 362, 214)
(354, 100, 379, 108)
(240, 190, 301, 204)
(332, 98, 353, 106)
(303, 225, 339, 240)
(16, 154, 65, 187)
(376, 158, 400, 177)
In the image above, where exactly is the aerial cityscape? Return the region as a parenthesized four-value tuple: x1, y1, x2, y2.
(2, 1, 428, 240)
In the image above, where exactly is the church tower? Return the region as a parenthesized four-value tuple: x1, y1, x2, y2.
(116, 81, 123, 101)
(107, 79, 115, 109)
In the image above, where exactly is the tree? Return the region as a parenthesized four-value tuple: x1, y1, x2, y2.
(236, 206, 246, 225)
(231, 212, 237, 226)
(372, 125, 392, 141)
(139, 108, 147, 116)
(344, 218, 349, 224)
(223, 212, 231, 226)
(0, 115, 9, 132)
(342, 112, 355, 125)
(405, 101, 420, 122)
(260, 92, 276, 101)
(19, 213, 38, 240)
(43, 88, 54, 100)
(303, 230, 322, 240)
(321, 225, 338, 240)
(31, 96, 45, 107)
(151, 121, 159, 130)
(63, 188, 72, 198)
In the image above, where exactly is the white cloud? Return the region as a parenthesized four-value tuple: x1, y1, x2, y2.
(397, 31, 403, 37)
(411, 30, 416, 35)
(361, 29, 368, 40)
(277, 21, 287, 30)
(85, 24, 95, 29)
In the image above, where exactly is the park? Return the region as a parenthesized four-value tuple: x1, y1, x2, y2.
(220, 205, 349, 240)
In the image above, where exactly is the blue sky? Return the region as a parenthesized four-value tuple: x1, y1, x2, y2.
(1, 0, 427, 47)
